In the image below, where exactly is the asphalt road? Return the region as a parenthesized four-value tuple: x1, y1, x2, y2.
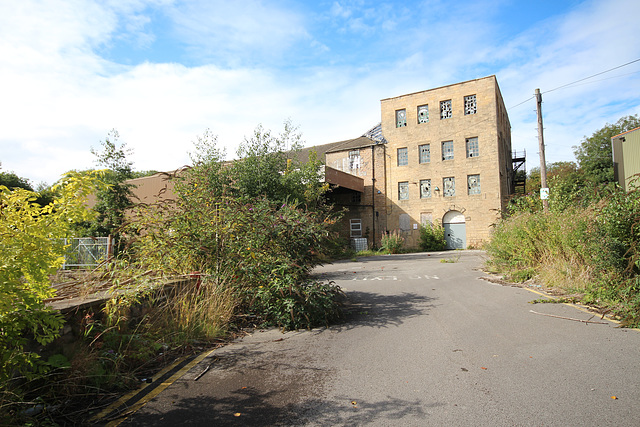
(121, 250, 640, 426)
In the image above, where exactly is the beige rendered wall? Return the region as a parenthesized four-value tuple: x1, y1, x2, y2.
(380, 76, 510, 248)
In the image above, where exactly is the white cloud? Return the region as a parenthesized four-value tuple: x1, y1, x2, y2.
(1, 0, 639, 186)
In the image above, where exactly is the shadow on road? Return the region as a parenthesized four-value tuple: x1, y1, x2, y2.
(336, 290, 437, 330)
(120, 387, 441, 426)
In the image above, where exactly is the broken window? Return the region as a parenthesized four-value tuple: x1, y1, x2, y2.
(398, 181, 409, 200)
(349, 149, 361, 169)
(466, 137, 479, 158)
(464, 95, 477, 115)
(468, 174, 481, 195)
(419, 144, 430, 163)
(420, 179, 431, 198)
(442, 140, 454, 161)
(443, 177, 455, 197)
(418, 105, 429, 124)
(396, 109, 407, 127)
(440, 100, 452, 119)
(350, 219, 362, 237)
(397, 147, 408, 166)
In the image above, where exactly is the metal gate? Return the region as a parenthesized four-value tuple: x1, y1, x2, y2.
(62, 237, 110, 269)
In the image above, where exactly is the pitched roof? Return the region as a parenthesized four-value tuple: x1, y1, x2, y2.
(291, 124, 386, 163)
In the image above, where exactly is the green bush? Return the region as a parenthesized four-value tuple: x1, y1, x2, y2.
(486, 180, 640, 327)
(418, 223, 446, 251)
(381, 230, 404, 254)
(249, 268, 344, 330)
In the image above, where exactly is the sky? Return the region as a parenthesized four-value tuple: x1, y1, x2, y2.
(1, 0, 639, 186)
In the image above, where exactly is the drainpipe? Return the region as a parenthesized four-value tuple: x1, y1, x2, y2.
(371, 145, 376, 249)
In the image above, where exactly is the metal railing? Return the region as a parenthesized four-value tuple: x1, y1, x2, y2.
(61, 237, 111, 269)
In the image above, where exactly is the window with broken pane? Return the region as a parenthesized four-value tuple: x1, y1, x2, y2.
(464, 95, 477, 115)
(468, 174, 481, 195)
(397, 147, 408, 166)
(440, 100, 452, 119)
(420, 179, 431, 198)
(442, 140, 454, 161)
(418, 105, 429, 124)
(443, 177, 455, 197)
(419, 144, 430, 163)
(398, 181, 409, 200)
(349, 149, 360, 169)
(466, 137, 479, 158)
(396, 109, 407, 127)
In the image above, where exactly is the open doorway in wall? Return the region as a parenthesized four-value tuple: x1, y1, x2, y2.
(443, 210, 466, 249)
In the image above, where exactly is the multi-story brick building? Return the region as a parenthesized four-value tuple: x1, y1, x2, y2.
(124, 75, 514, 250)
(310, 75, 514, 249)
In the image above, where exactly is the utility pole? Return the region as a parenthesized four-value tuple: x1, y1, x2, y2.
(535, 88, 549, 212)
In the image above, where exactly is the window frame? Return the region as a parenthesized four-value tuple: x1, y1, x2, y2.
(420, 179, 431, 199)
(442, 140, 454, 161)
(350, 219, 362, 238)
(349, 149, 361, 169)
(443, 177, 455, 197)
(464, 94, 477, 115)
(396, 109, 407, 128)
(440, 100, 452, 119)
(397, 147, 408, 166)
(467, 174, 481, 195)
(398, 181, 409, 200)
(466, 137, 479, 158)
(419, 144, 431, 164)
(417, 104, 429, 124)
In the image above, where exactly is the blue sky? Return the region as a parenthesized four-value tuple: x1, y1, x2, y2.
(1, 0, 639, 185)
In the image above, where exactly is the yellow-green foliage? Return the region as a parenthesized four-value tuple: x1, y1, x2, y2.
(0, 171, 102, 382)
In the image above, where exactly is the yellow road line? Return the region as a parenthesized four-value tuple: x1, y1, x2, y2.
(93, 347, 218, 426)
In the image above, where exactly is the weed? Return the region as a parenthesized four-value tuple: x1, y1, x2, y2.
(381, 231, 404, 254)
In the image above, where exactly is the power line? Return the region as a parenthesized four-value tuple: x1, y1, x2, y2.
(543, 58, 640, 94)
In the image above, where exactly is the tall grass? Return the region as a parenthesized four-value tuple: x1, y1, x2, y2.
(485, 183, 640, 326)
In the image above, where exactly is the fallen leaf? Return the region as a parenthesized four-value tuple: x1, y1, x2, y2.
(351, 401, 357, 405)
(611, 396, 618, 400)
(481, 367, 488, 370)
(241, 387, 247, 389)
(234, 413, 242, 417)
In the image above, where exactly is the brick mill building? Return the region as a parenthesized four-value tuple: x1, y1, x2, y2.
(125, 75, 517, 250)
(309, 75, 516, 249)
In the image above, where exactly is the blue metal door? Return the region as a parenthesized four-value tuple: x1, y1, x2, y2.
(444, 223, 466, 249)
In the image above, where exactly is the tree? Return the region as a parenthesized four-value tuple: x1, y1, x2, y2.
(573, 115, 640, 185)
(0, 164, 56, 206)
(75, 130, 135, 239)
(227, 120, 327, 207)
(0, 171, 101, 382)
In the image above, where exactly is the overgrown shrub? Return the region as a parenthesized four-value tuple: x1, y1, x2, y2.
(486, 179, 640, 326)
(419, 223, 446, 251)
(249, 267, 344, 330)
(127, 125, 344, 330)
(381, 231, 404, 254)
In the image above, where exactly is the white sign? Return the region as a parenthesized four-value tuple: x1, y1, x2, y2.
(540, 188, 549, 200)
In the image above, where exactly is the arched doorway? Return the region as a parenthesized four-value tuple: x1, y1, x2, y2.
(443, 210, 466, 249)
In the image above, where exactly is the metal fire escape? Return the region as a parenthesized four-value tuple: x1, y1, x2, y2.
(512, 150, 526, 195)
